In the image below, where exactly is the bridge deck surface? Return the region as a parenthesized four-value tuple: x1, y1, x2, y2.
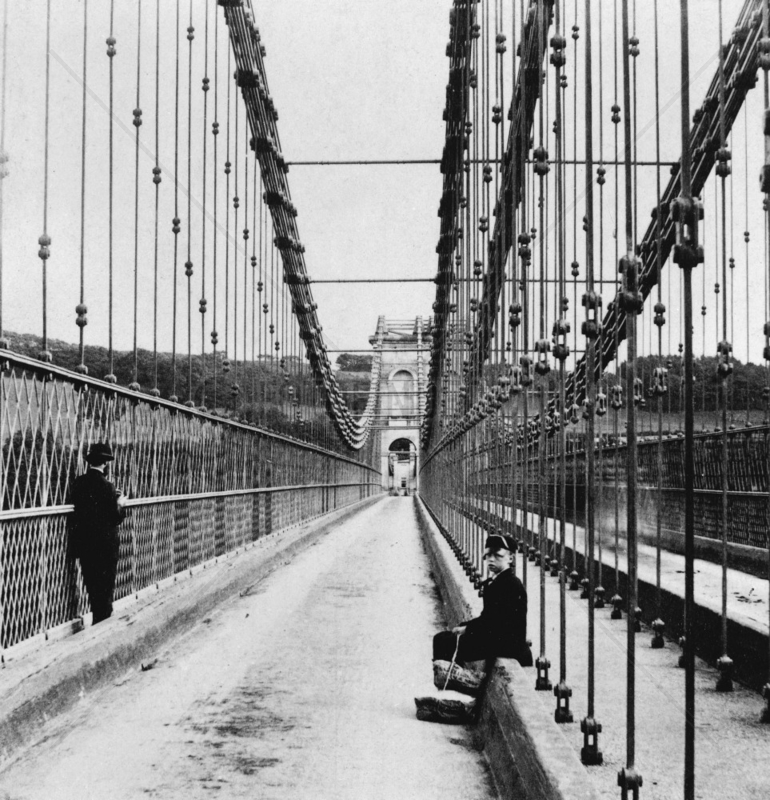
(1, 495, 768, 800)
(509, 542, 768, 800)
(0, 498, 496, 800)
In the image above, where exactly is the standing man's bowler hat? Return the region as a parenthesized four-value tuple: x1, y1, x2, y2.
(85, 443, 115, 465)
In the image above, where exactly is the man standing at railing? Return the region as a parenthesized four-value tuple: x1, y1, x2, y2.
(70, 443, 127, 624)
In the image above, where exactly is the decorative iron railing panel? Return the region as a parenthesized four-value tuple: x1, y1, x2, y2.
(421, 423, 770, 575)
(0, 357, 380, 651)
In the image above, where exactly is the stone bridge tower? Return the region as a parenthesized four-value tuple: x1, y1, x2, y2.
(370, 317, 430, 493)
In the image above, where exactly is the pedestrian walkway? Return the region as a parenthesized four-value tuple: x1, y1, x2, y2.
(514, 541, 769, 800)
(431, 498, 770, 800)
(0, 497, 497, 800)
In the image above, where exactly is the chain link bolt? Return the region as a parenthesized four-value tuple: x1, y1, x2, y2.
(550, 558, 559, 578)
(554, 680, 573, 723)
(610, 593, 623, 619)
(716, 655, 734, 692)
(580, 716, 603, 765)
(535, 656, 552, 691)
(618, 767, 642, 799)
(761, 684, 770, 723)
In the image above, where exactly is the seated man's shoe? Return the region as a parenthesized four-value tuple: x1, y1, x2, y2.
(432, 660, 483, 696)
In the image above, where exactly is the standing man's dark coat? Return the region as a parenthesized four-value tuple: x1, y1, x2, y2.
(71, 445, 126, 623)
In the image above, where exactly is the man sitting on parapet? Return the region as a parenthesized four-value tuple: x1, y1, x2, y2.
(415, 533, 532, 723)
(432, 533, 532, 690)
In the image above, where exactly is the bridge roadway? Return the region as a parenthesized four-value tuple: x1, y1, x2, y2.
(0, 497, 496, 799)
(0, 495, 768, 799)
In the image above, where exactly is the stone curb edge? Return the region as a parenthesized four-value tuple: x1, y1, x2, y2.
(413, 496, 599, 800)
(0, 494, 384, 768)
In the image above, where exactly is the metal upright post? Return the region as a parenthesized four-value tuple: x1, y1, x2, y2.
(672, 3, 702, 797)
(715, 0, 734, 694)
(580, 0, 601, 767)
(761, 0, 770, 726)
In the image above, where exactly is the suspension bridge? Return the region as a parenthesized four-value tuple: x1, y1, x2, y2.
(0, 0, 769, 798)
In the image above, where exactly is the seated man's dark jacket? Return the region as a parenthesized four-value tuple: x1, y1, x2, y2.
(70, 469, 125, 559)
(463, 568, 532, 666)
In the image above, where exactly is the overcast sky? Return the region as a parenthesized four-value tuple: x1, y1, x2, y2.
(1, 0, 766, 367)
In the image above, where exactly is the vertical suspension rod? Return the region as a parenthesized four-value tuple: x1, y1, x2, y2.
(679, 0, 697, 795)
(618, 0, 641, 794)
(580, 0, 602, 768)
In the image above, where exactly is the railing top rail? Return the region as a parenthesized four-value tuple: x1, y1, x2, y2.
(0, 481, 378, 521)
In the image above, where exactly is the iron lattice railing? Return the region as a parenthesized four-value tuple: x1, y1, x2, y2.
(0, 355, 381, 651)
(420, 420, 770, 584)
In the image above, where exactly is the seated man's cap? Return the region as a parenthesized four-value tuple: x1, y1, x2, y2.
(85, 442, 114, 464)
(484, 533, 514, 552)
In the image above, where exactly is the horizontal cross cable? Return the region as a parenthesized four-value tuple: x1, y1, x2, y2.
(287, 158, 678, 167)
